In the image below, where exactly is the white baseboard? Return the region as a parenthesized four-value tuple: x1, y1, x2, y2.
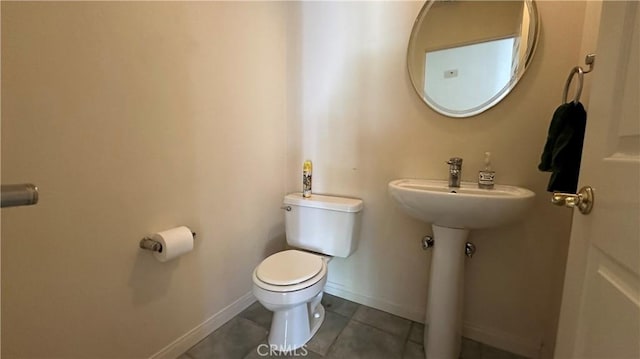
(462, 322, 541, 359)
(324, 281, 541, 359)
(150, 291, 256, 359)
(324, 281, 425, 322)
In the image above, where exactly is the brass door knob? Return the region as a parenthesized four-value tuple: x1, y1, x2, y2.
(551, 186, 594, 215)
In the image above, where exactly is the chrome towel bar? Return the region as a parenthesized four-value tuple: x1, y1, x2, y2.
(1, 183, 39, 208)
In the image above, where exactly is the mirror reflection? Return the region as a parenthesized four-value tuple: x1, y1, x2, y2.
(408, 0, 539, 118)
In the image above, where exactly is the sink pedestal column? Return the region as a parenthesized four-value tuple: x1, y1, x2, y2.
(424, 225, 469, 359)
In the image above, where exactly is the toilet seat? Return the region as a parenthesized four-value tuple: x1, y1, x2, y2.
(256, 250, 323, 285)
(253, 250, 327, 292)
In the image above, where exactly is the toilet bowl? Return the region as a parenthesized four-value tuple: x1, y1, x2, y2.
(251, 193, 363, 351)
(252, 250, 329, 350)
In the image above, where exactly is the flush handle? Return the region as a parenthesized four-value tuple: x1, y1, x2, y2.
(465, 242, 476, 258)
(1, 184, 39, 208)
(551, 186, 594, 215)
(422, 235, 434, 250)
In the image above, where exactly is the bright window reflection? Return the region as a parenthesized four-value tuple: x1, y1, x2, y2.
(424, 37, 517, 114)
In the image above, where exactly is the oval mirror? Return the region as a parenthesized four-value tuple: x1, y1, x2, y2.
(407, 0, 539, 118)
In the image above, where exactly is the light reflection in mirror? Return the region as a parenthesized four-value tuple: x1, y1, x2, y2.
(424, 37, 516, 114)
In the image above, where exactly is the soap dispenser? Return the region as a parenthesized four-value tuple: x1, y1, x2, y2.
(478, 152, 495, 189)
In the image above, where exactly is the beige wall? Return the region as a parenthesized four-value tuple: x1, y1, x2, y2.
(1, 1, 599, 358)
(1, 2, 288, 358)
(421, 1, 523, 50)
(287, 1, 587, 357)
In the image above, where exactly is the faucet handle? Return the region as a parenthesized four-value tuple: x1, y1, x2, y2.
(447, 157, 463, 166)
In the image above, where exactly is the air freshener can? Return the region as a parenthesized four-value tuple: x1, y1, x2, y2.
(303, 160, 312, 198)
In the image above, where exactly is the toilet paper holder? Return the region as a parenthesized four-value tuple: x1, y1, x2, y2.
(139, 232, 196, 253)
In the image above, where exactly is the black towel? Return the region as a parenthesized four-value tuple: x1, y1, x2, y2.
(538, 102, 587, 193)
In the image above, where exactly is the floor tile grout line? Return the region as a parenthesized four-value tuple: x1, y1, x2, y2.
(349, 317, 413, 346)
(242, 344, 258, 359)
(319, 316, 358, 358)
(239, 315, 270, 331)
(321, 297, 360, 320)
(234, 317, 270, 359)
(307, 347, 326, 357)
(400, 322, 415, 357)
(311, 305, 357, 357)
(349, 316, 412, 341)
(323, 307, 357, 321)
(236, 315, 270, 331)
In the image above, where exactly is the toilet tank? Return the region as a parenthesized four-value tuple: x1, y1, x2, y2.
(283, 193, 363, 258)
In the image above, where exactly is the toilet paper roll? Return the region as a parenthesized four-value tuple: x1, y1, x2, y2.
(152, 226, 194, 262)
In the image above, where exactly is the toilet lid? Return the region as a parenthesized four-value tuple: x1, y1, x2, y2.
(256, 250, 323, 286)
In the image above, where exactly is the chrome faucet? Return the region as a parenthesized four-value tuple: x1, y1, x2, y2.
(447, 157, 463, 188)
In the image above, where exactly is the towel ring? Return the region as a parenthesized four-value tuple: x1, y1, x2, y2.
(562, 66, 584, 104)
(562, 54, 596, 104)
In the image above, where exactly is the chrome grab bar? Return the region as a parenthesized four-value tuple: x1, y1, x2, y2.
(1, 183, 39, 208)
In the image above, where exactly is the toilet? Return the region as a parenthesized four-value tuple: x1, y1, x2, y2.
(252, 193, 363, 350)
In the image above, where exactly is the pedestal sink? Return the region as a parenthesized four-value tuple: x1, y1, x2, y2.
(388, 179, 535, 359)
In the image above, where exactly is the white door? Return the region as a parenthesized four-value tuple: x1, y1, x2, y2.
(554, 1, 640, 358)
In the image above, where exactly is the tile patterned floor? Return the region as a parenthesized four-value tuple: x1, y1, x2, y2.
(179, 293, 529, 359)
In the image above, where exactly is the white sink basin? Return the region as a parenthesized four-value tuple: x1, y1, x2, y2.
(389, 178, 535, 229)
